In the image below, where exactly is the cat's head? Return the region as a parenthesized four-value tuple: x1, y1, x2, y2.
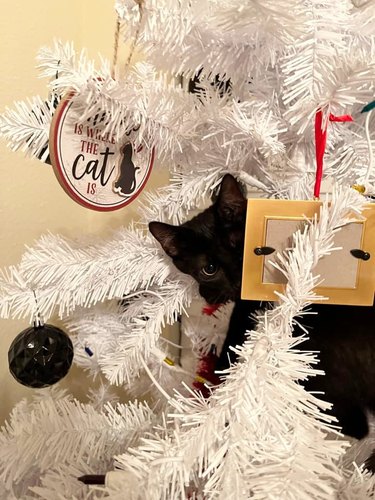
(149, 174, 247, 304)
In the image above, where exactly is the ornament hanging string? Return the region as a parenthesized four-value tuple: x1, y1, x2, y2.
(111, 18, 121, 79)
(314, 110, 353, 199)
(124, 0, 144, 74)
(111, 0, 144, 79)
(351, 0, 374, 8)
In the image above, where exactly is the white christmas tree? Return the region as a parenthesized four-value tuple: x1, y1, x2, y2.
(0, 0, 375, 498)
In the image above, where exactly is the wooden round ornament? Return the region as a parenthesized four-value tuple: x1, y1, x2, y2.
(49, 92, 154, 211)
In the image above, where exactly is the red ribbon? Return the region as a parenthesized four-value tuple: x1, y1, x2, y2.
(314, 110, 353, 198)
(202, 303, 222, 316)
(192, 350, 221, 397)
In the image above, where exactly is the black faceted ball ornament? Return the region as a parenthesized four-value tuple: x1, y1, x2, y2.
(8, 323, 74, 388)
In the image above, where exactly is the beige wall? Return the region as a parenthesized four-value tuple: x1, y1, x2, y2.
(0, 1, 169, 421)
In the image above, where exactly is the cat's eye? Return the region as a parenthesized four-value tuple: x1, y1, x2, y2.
(202, 263, 218, 276)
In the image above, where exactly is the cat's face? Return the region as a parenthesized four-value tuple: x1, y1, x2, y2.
(149, 174, 247, 304)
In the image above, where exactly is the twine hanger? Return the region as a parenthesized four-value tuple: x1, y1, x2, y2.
(351, 0, 374, 8)
(111, 18, 121, 79)
(111, 0, 145, 80)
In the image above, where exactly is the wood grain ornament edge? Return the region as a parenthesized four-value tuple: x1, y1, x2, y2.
(49, 91, 155, 212)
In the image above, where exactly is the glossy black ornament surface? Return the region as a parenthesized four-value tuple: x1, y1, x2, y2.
(8, 324, 74, 388)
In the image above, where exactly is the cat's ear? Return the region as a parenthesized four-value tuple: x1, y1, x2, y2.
(149, 221, 181, 258)
(217, 174, 247, 222)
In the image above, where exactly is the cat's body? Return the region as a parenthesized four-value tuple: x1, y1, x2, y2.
(218, 298, 375, 440)
(149, 174, 375, 446)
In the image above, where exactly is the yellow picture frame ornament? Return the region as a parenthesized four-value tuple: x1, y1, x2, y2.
(241, 199, 375, 306)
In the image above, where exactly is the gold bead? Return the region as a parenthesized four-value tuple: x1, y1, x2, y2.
(352, 184, 366, 194)
(163, 357, 174, 366)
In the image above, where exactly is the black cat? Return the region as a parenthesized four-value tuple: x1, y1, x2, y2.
(149, 175, 247, 305)
(113, 143, 140, 197)
(149, 174, 375, 461)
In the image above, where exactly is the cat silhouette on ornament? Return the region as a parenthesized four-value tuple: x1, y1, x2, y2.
(113, 142, 140, 197)
(149, 174, 375, 470)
